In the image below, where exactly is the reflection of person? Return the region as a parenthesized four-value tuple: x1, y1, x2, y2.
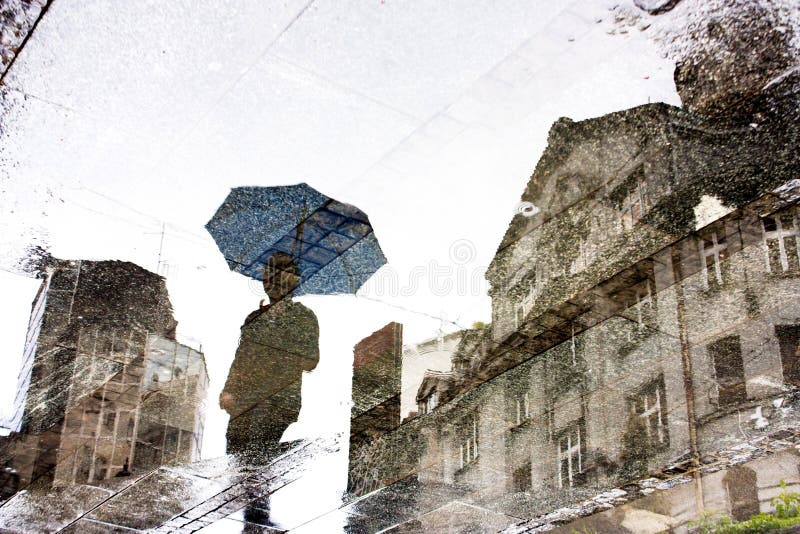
(220, 252, 319, 458)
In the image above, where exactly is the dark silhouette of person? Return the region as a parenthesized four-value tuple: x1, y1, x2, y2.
(220, 252, 319, 460)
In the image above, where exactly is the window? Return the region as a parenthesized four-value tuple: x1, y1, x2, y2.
(775, 324, 800, 386)
(699, 231, 729, 289)
(524, 278, 537, 310)
(164, 427, 180, 457)
(427, 392, 437, 413)
(556, 420, 586, 488)
(514, 305, 524, 330)
(93, 455, 107, 481)
(514, 279, 537, 329)
(621, 177, 648, 231)
(630, 378, 668, 449)
(104, 410, 116, 430)
(723, 466, 759, 522)
(420, 391, 438, 415)
(458, 416, 479, 470)
(135, 444, 160, 469)
(763, 214, 800, 273)
(634, 284, 653, 328)
(570, 238, 595, 274)
(514, 392, 530, 426)
(624, 281, 655, 342)
(708, 335, 747, 406)
(81, 407, 100, 437)
(547, 329, 585, 396)
(75, 446, 92, 484)
(622, 377, 668, 474)
(513, 461, 532, 492)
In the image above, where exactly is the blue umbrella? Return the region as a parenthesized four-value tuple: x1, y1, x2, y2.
(205, 183, 386, 296)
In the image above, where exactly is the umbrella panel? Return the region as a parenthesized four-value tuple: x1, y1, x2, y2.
(244, 202, 380, 295)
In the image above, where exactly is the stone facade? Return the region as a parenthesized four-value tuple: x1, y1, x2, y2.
(340, 68, 800, 531)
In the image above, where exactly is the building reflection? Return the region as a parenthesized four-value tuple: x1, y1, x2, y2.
(0, 260, 207, 497)
(344, 61, 800, 532)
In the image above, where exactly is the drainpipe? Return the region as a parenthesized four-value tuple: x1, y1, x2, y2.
(671, 245, 704, 514)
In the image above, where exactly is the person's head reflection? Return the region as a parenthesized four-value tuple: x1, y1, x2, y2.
(263, 252, 301, 304)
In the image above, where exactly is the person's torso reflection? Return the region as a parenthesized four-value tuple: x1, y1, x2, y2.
(220, 252, 319, 460)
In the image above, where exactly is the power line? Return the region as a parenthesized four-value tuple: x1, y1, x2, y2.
(71, 186, 213, 243)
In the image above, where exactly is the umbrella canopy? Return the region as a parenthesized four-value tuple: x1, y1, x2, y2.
(205, 183, 386, 296)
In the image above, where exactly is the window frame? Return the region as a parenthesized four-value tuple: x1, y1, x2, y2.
(514, 279, 537, 330)
(620, 178, 648, 231)
(555, 419, 586, 489)
(762, 212, 800, 273)
(457, 415, 479, 470)
(698, 230, 729, 289)
(513, 460, 533, 493)
(513, 391, 531, 427)
(629, 377, 669, 451)
(707, 334, 747, 407)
